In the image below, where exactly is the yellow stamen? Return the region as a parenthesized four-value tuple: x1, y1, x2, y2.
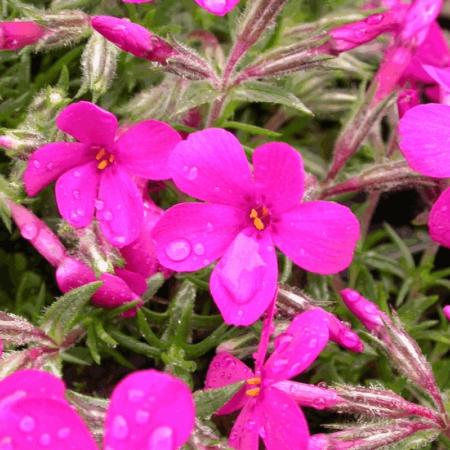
(246, 387, 261, 397)
(250, 208, 258, 219)
(246, 377, 261, 385)
(253, 217, 265, 231)
(97, 160, 108, 170)
(95, 148, 106, 161)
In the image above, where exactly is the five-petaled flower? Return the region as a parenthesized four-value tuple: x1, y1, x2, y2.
(205, 309, 333, 449)
(24, 101, 181, 247)
(153, 128, 360, 325)
(0, 369, 195, 450)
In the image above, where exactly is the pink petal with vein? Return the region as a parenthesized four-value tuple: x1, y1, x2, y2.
(24, 142, 93, 196)
(228, 398, 260, 450)
(210, 229, 278, 326)
(169, 128, 254, 207)
(273, 201, 360, 274)
(56, 101, 118, 148)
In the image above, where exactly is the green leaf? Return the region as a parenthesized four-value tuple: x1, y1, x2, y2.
(194, 381, 244, 419)
(232, 81, 313, 115)
(40, 281, 102, 344)
(222, 120, 282, 137)
(174, 81, 219, 116)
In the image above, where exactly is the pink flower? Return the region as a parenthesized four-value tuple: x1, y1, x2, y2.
(444, 305, 450, 321)
(205, 309, 332, 450)
(422, 64, 450, 104)
(398, 103, 450, 248)
(104, 369, 195, 449)
(0, 369, 98, 449)
(0, 21, 45, 50)
(24, 101, 181, 247)
(153, 129, 360, 325)
(8, 200, 154, 311)
(193, 0, 240, 15)
(91, 16, 176, 64)
(0, 369, 195, 450)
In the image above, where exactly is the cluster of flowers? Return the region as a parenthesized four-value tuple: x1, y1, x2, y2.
(1, 0, 450, 448)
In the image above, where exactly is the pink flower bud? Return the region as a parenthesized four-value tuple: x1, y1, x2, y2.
(340, 288, 388, 332)
(91, 16, 176, 64)
(193, 0, 240, 16)
(444, 305, 450, 321)
(0, 136, 13, 149)
(0, 21, 45, 50)
(397, 88, 420, 117)
(324, 311, 364, 353)
(8, 201, 67, 267)
(56, 256, 97, 293)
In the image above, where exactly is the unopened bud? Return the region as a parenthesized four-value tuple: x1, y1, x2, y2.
(193, 0, 240, 15)
(0, 21, 45, 50)
(55, 256, 97, 294)
(80, 31, 119, 100)
(0, 129, 45, 154)
(444, 305, 450, 321)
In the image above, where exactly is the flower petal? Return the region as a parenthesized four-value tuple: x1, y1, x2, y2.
(399, 104, 450, 178)
(116, 120, 182, 180)
(97, 166, 144, 247)
(428, 186, 450, 248)
(169, 128, 254, 207)
(115, 268, 147, 296)
(55, 162, 99, 228)
(24, 142, 93, 196)
(205, 352, 253, 415)
(0, 397, 97, 450)
(258, 387, 309, 450)
(273, 201, 360, 274)
(0, 369, 65, 403)
(56, 257, 97, 293)
(104, 370, 195, 450)
(228, 398, 260, 450)
(92, 273, 140, 308)
(194, 0, 240, 15)
(56, 101, 118, 148)
(422, 65, 450, 92)
(264, 309, 329, 382)
(153, 202, 244, 272)
(210, 229, 278, 326)
(252, 142, 304, 214)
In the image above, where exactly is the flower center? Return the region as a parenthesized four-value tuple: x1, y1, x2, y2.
(249, 206, 270, 231)
(245, 376, 261, 397)
(95, 148, 115, 170)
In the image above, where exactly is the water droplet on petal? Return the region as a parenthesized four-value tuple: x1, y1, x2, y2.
(21, 223, 38, 240)
(46, 162, 54, 171)
(0, 436, 13, 450)
(103, 210, 113, 221)
(165, 239, 191, 261)
(193, 243, 205, 255)
(148, 426, 173, 450)
(112, 415, 128, 440)
(308, 338, 318, 349)
(72, 190, 80, 199)
(135, 409, 149, 424)
(57, 428, 70, 439)
(39, 434, 51, 446)
(272, 358, 288, 373)
(128, 389, 144, 403)
(95, 200, 104, 211)
(313, 397, 327, 410)
(366, 13, 383, 25)
(114, 236, 126, 245)
(32, 160, 41, 169)
(274, 333, 293, 352)
(73, 170, 81, 178)
(236, 309, 244, 318)
(187, 166, 198, 180)
(19, 416, 35, 433)
(206, 222, 214, 232)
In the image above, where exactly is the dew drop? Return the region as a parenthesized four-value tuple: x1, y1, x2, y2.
(313, 397, 327, 410)
(0, 436, 13, 450)
(95, 200, 104, 211)
(112, 415, 129, 440)
(274, 333, 293, 352)
(57, 428, 70, 439)
(114, 236, 126, 245)
(21, 223, 38, 240)
(206, 222, 214, 232)
(32, 160, 41, 169)
(128, 389, 144, 403)
(245, 419, 256, 430)
(148, 426, 173, 450)
(165, 239, 191, 261)
(193, 243, 205, 256)
(135, 409, 149, 424)
(236, 309, 244, 318)
(72, 190, 80, 200)
(187, 166, 198, 181)
(308, 338, 318, 349)
(272, 358, 288, 373)
(366, 13, 383, 25)
(46, 162, 54, 171)
(19, 416, 35, 433)
(103, 210, 113, 221)
(73, 170, 81, 178)
(39, 433, 51, 446)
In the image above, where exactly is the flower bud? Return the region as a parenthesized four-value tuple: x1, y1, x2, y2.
(397, 88, 420, 118)
(0, 21, 45, 50)
(444, 305, 450, 321)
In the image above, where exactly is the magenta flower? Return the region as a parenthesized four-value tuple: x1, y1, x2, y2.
(398, 103, 450, 249)
(0, 21, 45, 51)
(0, 369, 97, 449)
(444, 305, 450, 321)
(91, 17, 176, 64)
(153, 129, 360, 325)
(104, 369, 195, 449)
(205, 309, 333, 449)
(193, 0, 240, 15)
(24, 101, 181, 247)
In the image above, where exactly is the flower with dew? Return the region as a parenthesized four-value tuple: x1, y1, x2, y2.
(153, 128, 360, 325)
(205, 308, 336, 449)
(8, 199, 162, 312)
(23, 101, 181, 247)
(0, 369, 195, 450)
(0, 21, 45, 51)
(398, 99, 450, 251)
(120, 0, 240, 15)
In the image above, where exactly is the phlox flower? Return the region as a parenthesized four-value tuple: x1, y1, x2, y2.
(8, 200, 162, 311)
(120, 0, 239, 15)
(24, 101, 181, 247)
(398, 102, 450, 250)
(0, 21, 45, 51)
(205, 308, 336, 449)
(153, 129, 360, 325)
(0, 369, 195, 450)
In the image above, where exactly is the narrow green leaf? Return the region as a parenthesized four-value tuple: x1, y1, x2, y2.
(223, 120, 282, 137)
